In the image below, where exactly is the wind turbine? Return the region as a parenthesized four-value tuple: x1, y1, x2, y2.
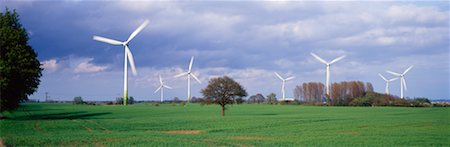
(174, 56, 201, 104)
(310, 52, 346, 96)
(378, 74, 398, 95)
(386, 65, 413, 99)
(274, 72, 295, 101)
(154, 75, 172, 102)
(93, 20, 149, 105)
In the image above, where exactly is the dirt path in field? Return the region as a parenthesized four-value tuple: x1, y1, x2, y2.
(86, 120, 111, 133)
(71, 119, 94, 132)
(192, 138, 253, 147)
(230, 136, 272, 140)
(337, 131, 360, 136)
(161, 130, 202, 134)
(0, 138, 5, 147)
(33, 122, 43, 132)
(92, 142, 104, 147)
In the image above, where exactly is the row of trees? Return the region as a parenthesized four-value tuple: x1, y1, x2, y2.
(247, 93, 277, 104)
(72, 96, 135, 105)
(294, 81, 374, 105)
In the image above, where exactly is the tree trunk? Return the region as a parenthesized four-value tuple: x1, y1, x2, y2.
(221, 105, 225, 116)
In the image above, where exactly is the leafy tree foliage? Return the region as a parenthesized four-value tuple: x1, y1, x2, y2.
(115, 96, 134, 105)
(201, 76, 247, 116)
(266, 93, 277, 104)
(1, 8, 42, 112)
(248, 93, 265, 104)
(235, 97, 245, 104)
(73, 96, 85, 104)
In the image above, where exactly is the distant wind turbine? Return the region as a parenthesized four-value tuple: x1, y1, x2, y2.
(386, 65, 413, 99)
(174, 56, 201, 104)
(310, 52, 346, 96)
(274, 72, 295, 101)
(154, 75, 172, 102)
(93, 20, 149, 105)
(378, 74, 398, 95)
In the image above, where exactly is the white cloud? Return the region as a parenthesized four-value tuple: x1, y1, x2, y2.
(386, 4, 448, 25)
(73, 58, 108, 74)
(26, 1, 449, 100)
(41, 59, 59, 72)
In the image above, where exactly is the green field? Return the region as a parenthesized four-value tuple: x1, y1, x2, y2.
(1, 103, 449, 146)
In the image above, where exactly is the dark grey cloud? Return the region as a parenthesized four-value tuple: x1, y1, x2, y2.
(1, 1, 448, 100)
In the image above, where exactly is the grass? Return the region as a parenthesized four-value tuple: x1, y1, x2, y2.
(1, 103, 449, 146)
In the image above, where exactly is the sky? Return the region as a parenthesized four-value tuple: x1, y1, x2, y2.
(1, 1, 449, 101)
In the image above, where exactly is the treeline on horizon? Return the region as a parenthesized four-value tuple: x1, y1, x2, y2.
(58, 80, 444, 107)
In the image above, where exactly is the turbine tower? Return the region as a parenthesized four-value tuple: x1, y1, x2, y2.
(174, 56, 201, 104)
(93, 20, 149, 105)
(274, 72, 295, 100)
(378, 74, 398, 95)
(310, 52, 346, 96)
(386, 65, 413, 99)
(154, 75, 172, 102)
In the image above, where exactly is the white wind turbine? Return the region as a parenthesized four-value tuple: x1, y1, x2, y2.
(310, 52, 346, 96)
(274, 72, 295, 101)
(154, 75, 172, 102)
(93, 20, 149, 105)
(378, 74, 398, 95)
(386, 65, 413, 99)
(174, 56, 201, 104)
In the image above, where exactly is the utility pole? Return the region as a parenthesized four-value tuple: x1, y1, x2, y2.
(45, 92, 49, 102)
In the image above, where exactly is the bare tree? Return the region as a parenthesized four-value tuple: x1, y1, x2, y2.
(295, 82, 325, 104)
(366, 82, 374, 93)
(201, 76, 247, 116)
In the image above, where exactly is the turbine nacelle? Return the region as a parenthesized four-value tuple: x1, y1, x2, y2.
(92, 20, 149, 105)
(310, 52, 346, 66)
(175, 56, 201, 104)
(386, 65, 413, 98)
(274, 72, 295, 82)
(310, 52, 346, 97)
(274, 72, 295, 100)
(93, 20, 149, 76)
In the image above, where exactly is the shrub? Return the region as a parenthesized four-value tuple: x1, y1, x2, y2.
(73, 96, 85, 104)
(115, 96, 135, 105)
(349, 97, 372, 106)
(414, 98, 431, 103)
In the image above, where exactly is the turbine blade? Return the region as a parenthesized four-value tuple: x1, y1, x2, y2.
(188, 56, 194, 72)
(164, 85, 172, 89)
(159, 75, 163, 84)
(389, 77, 399, 82)
(310, 52, 328, 64)
(93, 36, 123, 45)
(386, 70, 401, 76)
(154, 86, 162, 93)
(174, 72, 188, 78)
(125, 46, 137, 76)
(329, 55, 346, 64)
(402, 65, 414, 75)
(191, 73, 201, 84)
(402, 78, 407, 91)
(126, 20, 149, 43)
(285, 76, 295, 81)
(379, 73, 388, 81)
(274, 72, 283, 80)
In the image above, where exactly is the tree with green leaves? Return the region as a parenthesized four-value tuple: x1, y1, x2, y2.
(266, 93, 277, 104)
(1, 8, 42, 112)
(201, 76, 247, 116)
(73, 96, 84, 104)
(248, 93, 265, 104)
